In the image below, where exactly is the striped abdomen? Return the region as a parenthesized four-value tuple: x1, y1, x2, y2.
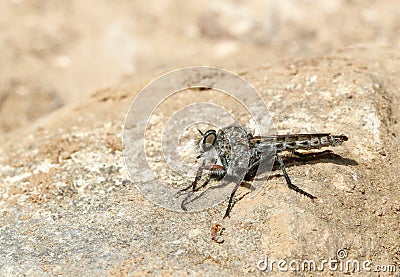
(250, 133, 348, 153)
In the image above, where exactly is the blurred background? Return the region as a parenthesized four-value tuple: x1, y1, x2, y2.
(0, 0, 399, 133)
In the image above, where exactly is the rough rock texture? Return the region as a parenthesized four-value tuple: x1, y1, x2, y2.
(1, 1, 400, 276)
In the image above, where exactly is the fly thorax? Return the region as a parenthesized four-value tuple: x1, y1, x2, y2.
(217, 126, 250, 181)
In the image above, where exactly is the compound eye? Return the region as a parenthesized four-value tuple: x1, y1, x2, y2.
(202, 130, 217, 146)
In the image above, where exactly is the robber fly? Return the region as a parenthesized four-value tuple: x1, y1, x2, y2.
(179, 125, 348, 218)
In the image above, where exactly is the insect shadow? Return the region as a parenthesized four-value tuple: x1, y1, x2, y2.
(263, 150, 358, 179)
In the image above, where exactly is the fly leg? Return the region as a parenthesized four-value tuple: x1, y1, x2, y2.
(180, 177, 212, 211)
(178, 165, 207, 193)
(223, 182, 241, 218)
(179, 165, 226, 211)
(275, 153, 316, 199)
(182, 165, 225, 192)
(222, 166, 248, 218)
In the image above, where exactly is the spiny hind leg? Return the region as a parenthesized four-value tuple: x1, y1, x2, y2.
(275, 153, 316, 199)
